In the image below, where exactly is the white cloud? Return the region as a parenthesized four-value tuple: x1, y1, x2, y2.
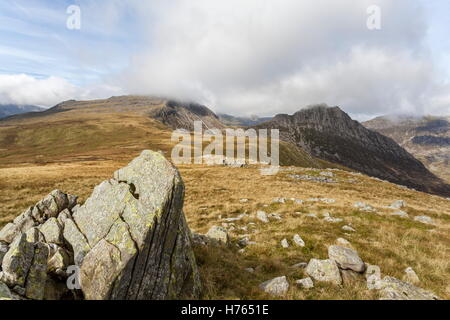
(118, 0, 448, 118)
(0, 74, 122, 107)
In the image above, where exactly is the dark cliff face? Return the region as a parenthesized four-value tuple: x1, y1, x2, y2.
(256, 105, 450, 197)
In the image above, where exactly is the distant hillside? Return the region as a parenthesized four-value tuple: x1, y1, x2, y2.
(364, 115, 450, 183)
(255, 105, 450, 197)
(218, 114, 273, 127)
(0, 104, 45, 119)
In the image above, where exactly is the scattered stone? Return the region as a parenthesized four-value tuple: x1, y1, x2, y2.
(306, 213, 318, 218)
(256, 211, 269, 223)
(292, 234, 305, 247)
(353, 202, 375, 212)
(294, 199, 304, 205)
(414, 216, 434, 225)
(389, 200, 406, 209)
(288, 174, 336, 183)
(295, 277, 314, 289)
(390, 210, 409, 218)
(272, 198, 286, 204)
(336, 238, 351, 246)
(324, 217, 343, 223)
(328, 245, 365, 273)
(268, 213, 282, 221)
(245, 268, 255, 273)
(206, 226, 229, 244)
(403, 267, 420, 284)
(342, 225, 356, 232)
(305, 259, 342, 285)
(239, 199, 249, 203)
(291, 262, 307, 269)
(281, 239, 290, 248)
(378, 276, 440, 300)
(259, 276, 289, 296)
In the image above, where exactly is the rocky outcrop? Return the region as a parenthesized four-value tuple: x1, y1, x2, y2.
(256, 105, 450, 197)
(0, 150, 201, 300)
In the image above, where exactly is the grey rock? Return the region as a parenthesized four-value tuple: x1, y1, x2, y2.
(324, 217, 343, 223)
(0, 281, 13, 300)
(342, 225, 356, 232)
(259, 276, 289, 296)
(39, 218, 64, 245)
(206, 226, 229, 244)
(76, 150, 201, 300)
(291, 262, 307, 269)
(256, 211, 269, 223)
(295, 277, 314, 289)
(63, 218, 91, 266)
(245, 268, 255, 273)
(403, 267, 420, 284)
(25, 242, 49, 300)
(1, 233, 35, 287)
(0, 242, 8, 265)
(367, 274, 383, 290)
(268, 213, 282, 221)
(328, 245, 365, 273)
(414, 216, 434, 225)
(281, 239, 289, 248)
(272, 197, 286, 204)
(336, 238, 351, 246)
(292, 234, 305, 247)
(390, 210, 409, 218)
(25, 227, 45, 243)
(47, 244, 71, 274)
(389, 200, 406, 209)
(378, 276, 440, 300)
(305, 259, 342, 285)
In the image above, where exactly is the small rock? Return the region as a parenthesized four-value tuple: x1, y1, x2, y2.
(206, 226, 229, 244)
(259, 276, 289, 296)
(1, 233, 35, 287)
(281, 239, 290, 248)
(306, 213, 318, 218)
(305, 259, 342, 285)
(390, 210, 409, 218)
(245, 268, 255, 273)
(256, 211, 269, 223)
(295, 277, 314, 289)
(320, 171, 334, 177)
(403, 267, 420, 284)
(239, 199, 249, 203)
(291, 262, 307, 269)
(39, 217, 64, 245)
(324, 217, 343, 223)
(389, 200, 406, 209)
(268, 213, 282, 221)
(328, 245, 365, 273)
(336, 238, 351, 246)
(272, 198, 286, 204)
(342, 225, 356, 232)
(414, 216, 434, 225)
(292, 234, 305, 247)
(378, 276, 440, 300)
(294, 199, 304, 205)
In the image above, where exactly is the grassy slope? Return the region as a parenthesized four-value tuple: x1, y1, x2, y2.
(0, 104, 449, 300)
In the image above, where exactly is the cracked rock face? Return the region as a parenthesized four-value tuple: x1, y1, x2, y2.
(76, 150, 201, 300)
(0, 150, 201, 300)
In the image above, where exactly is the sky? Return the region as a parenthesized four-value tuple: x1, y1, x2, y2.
(0, 0, 449, 120)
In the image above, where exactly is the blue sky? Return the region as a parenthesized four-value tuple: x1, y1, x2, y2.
(0, 0, 449, 118)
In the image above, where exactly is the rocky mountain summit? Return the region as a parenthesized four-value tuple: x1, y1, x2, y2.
(364, 115, 450, 183)
(0, 150, 201, 300)
(255, 105, 450, 197)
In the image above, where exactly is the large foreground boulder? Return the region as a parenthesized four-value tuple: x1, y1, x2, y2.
(0, 150, 201, 300)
